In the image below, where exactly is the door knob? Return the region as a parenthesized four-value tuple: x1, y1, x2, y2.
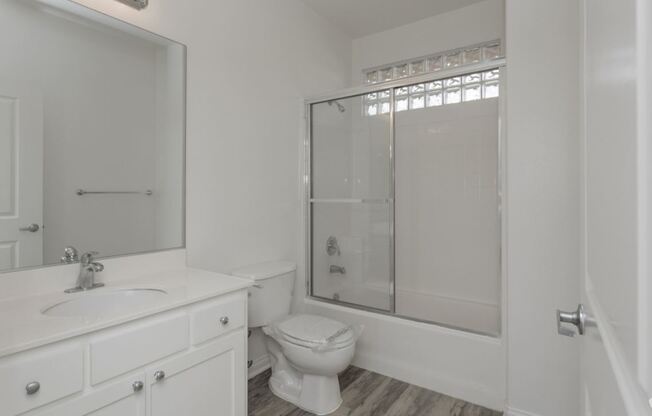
(153, 370, 165, 381)
(19, 224, 40, 232)
(220, 316, 229, 325)
(557, 304, 587, 337)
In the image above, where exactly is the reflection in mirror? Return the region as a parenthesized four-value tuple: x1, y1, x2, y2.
(0, 0, 185, 272)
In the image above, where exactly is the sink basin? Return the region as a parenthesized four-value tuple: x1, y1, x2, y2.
(42, 288, 168, 318)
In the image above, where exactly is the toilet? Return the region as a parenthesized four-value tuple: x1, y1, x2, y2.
(233, 261, 357, 415)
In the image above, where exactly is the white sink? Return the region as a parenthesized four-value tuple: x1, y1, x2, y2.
(42, 289, 168, 318)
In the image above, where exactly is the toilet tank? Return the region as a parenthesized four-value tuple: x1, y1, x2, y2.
(232, 261, 296, 328)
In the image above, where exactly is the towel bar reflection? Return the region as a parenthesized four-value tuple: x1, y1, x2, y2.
(76, 189, 153, 196)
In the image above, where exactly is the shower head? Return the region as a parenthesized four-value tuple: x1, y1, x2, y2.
(328, 100, 346, 113)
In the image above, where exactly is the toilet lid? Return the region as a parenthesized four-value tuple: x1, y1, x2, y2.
(275, 314, 354, 348)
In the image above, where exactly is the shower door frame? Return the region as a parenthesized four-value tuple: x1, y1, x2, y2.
(304, 58, 507, 337)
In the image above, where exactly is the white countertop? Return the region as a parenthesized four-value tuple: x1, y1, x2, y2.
(0, 267, 252, 358)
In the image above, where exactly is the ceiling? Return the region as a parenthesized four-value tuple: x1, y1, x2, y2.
(300, 0, 487, 38)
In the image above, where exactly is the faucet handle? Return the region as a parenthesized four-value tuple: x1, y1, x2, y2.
(61, 246, 79, 264)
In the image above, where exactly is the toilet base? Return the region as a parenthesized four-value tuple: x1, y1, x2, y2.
(265, 334, 344, 415)
(268, 373, 343, 416)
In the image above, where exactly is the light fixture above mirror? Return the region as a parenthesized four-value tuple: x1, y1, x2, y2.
(116, 0, 148, 10)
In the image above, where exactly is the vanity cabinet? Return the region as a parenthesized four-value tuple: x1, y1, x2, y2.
(148, 331, 245, 416)
(1, 290, 248, 416)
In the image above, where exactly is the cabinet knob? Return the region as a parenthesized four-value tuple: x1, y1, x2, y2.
(132, 381, 144, 392)
(154, 370, 165, 381)
(25, 381, 40, 395)
(219, 316, 229, 325)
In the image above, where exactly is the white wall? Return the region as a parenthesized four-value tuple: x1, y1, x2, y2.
(505, 1, 580, 415)
(351, 0, 505, 85)
(68, 0, 352, 380)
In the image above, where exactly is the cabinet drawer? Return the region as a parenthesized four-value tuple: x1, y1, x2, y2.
(90, 312, 189, 385)
(191, 292, 245, 345)
(35, 372, 146, 416)
(0, 342, 83, 415)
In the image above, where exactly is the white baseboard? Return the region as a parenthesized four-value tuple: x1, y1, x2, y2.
(504, 406, 542, 416)
(352, 352, 503, 411)
(248, 354, 271, 380)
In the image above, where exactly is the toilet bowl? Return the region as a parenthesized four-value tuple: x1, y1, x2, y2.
(264, 314, 356, 415)
(232, 261, 358, 415)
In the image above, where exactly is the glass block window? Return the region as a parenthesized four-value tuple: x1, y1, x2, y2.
(364, 90, 392, 115)
(363, 41, 502, 86)
(363, 68, 500, 116)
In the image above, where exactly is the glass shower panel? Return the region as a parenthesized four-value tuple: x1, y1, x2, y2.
(311, 95, 391, 200)
(311, 202, 391, 310)
(310, 95, 392, 311)
(394, 81, 501, 335)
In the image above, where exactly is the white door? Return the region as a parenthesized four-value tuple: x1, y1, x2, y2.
(0, 81, 43, 270)
(561, 0, 652, 414)
(148, 331, 246, 416)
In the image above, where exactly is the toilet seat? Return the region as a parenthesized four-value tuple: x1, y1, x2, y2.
(273, 314, 355, 350)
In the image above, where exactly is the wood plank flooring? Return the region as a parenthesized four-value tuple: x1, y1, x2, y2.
(248, 366, 503, 416)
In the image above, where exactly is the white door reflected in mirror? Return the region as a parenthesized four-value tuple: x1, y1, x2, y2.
(0, 82, 43, 271)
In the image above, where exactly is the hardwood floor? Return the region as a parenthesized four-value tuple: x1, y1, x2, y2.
(248, 366, 503, 416)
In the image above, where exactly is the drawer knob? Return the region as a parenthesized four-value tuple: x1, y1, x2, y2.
(154, 370, 165, 382)
(132, 381, 144, 392)
(25, 381, 40, 395)
(219, 316, 229, 325)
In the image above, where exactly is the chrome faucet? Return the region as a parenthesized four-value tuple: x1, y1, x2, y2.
(65, 251, 105, 293)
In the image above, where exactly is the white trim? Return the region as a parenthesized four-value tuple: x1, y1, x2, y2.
(636, 0, 652, 393)
(247, 354, 271, 380)
(585, 277, 652, 415)
(353, 350, 503, 411)
(504, 406, 542, 416)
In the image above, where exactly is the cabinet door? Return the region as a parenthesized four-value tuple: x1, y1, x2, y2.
(148, 330, 246, 416)
(33, 373, 146, 416)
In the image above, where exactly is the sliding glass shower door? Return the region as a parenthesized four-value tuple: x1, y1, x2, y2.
(308, 64, 503, 336)
(393, 71, 501, 335)
(309, 94, 393, 311)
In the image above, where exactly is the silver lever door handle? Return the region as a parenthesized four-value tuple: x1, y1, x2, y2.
(557, 304, 587, 337)
(19, 224, 40, 232)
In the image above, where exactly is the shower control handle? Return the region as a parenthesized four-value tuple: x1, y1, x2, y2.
(326, 236, 340, 256)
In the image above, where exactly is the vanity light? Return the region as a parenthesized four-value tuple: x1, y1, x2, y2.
(116, 0, 148, 10)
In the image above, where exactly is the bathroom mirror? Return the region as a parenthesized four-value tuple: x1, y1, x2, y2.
(0, 0, 185, 272)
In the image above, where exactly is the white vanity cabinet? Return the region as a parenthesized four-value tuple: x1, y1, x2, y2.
(148, 331, 245, 416)
(0, 289, 248, 416)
